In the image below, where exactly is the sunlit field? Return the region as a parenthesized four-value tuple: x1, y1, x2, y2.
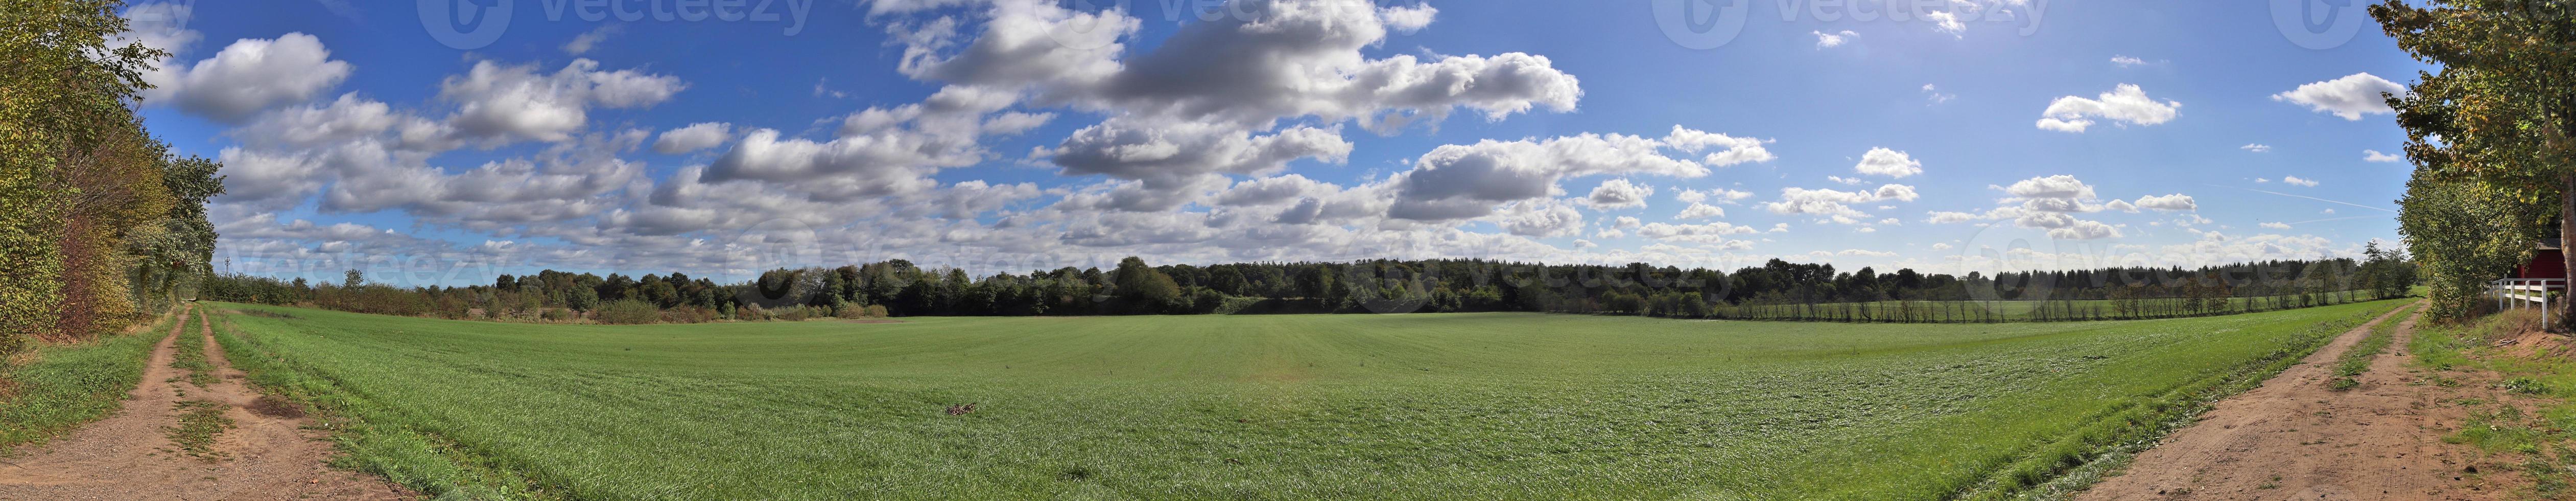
(210, 301, 2398, 500)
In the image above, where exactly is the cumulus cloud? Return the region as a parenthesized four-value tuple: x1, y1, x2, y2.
(1814, 30, 1855, 49)
(1496, 199, 1584, 238)
(2049, 220, 2122, 240)
(1675, 203, 1726, 219)
(2133, 194, 2196, 211)
(440, 59, 686, 144)
(2003, 174, 2097, 200)
(2273, 73, 2405, 120)
(1387, 130, 1712, 221)
(1584, 178, 1655, 210)
(1853, 147, 1923, 177)
(653, 122, 732, 154)
(1378, 4, 1438, 32)
(142, 33, 353, 123)
(2260, 221, 2292, 230)
(2241, 143, 2271, 153)
(2282, 175, 2320, 187)
(563, 25, 621, 55)
(2110, 55, 2145, 67)
(1661, 126, 1776, 167)
(2035, 84, 2180, 132)
(2363, 149, 2403, 163)
(1762, 185, 1918, 224)
(1675, 187, 1752, 205)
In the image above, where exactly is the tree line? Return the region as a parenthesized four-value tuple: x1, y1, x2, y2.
(2375, 1, 2576, 324)
(203, 252, 2412, 324)
(2, 2, 226, 355)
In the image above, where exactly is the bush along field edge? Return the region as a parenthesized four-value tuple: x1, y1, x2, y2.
(1949, 300, 2409, 501)
(207, 306, 567, 500)
(0, 305, 185, 454)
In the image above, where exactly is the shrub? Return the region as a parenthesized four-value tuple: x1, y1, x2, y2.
(595, 300, 660, 325)
(864, 305, 889, 318)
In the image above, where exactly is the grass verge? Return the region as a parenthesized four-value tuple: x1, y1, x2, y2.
(2414, 309, 2576, 498)
(0, 309, 179, 453)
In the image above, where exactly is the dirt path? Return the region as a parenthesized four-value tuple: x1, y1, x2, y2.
(0, 306, 411, 500)
(2077, 305, 2522, 500)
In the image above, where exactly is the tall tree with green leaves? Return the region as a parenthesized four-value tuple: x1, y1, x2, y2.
(2375, 0, 2576, 326)
(1112, 257, 1180, 314)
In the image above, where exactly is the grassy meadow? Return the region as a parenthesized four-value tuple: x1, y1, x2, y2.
(207, 301, 2400, 500)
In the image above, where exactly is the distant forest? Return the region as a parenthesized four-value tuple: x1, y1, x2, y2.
(202, 245, 2417, 324)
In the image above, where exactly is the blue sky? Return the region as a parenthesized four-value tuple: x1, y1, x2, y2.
(128, 0, 2425, 286)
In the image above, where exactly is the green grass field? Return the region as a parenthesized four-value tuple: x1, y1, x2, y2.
(207, 301, 2401, 500)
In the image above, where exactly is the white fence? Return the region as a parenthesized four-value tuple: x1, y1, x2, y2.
(2492, 278, 2566, 324)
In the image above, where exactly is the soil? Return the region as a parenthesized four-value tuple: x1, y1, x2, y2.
(2077, 305, 2534, 500)
(0, 305, 413, 500)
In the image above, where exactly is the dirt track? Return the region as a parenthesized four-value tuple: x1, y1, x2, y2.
(0, 306, 411, 500)
(2078, 305, 2523, 500)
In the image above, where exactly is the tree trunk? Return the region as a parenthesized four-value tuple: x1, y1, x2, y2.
(2562, 174, 2574, 332)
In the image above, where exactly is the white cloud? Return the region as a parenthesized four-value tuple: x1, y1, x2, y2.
(1763, 185, 1918, 223)
(1925, 11, 1966, 36)
(1496, 200, 1584, 238)
(2133, 194, 2197, 211)
(440, 59, 686, 143)
(1675, 203, 1726, 219)
(2273, 73, 2406, 120)
(2035, 84, 2181, 132)
(563, 25, 621, 55)
(2363, 149, 2404, 163)
(653, 122, 732, 154)
(2260, 222, 2293, 230)
(1923, 84, 1956, 105)
(2049, 220, 2122, 240)
(1853, 147, 1923, 178)
(2240, 144, 2271, 153)
(2110, 55, 2146, 67)
(2002, 174, 2096, 200)
(1584, 178, 1655, 210)
(1388, 130, 1711, 221)
(1814, 30, 1856, 49)
(142, 33, 353, 123)
(2282, 175, 2320, 187)
(1660, 126, 1776, 167)
(1378, 4, 1438, 33)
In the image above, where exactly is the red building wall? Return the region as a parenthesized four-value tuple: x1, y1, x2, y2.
(2520, 249, 2567, 279)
